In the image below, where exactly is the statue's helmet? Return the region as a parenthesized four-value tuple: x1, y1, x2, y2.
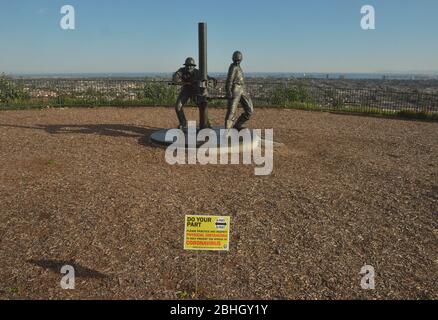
(232, 51, 243, 63)
(184, 57, 197, 66)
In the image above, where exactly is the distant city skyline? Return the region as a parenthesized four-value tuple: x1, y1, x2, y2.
(1, 0, 438, 74)
(8, 72, 438, 79)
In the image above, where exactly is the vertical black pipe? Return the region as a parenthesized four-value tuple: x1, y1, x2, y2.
(198, 22, 207, 82)
(197, 22, 209, 129)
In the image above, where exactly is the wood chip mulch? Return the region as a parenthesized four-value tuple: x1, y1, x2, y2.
(0, 106, 437, 300)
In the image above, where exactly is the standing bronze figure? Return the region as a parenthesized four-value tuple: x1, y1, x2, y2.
(225, 51, 254, 130)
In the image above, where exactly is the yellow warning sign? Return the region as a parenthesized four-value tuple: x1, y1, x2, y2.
(184, 215, 230, 251)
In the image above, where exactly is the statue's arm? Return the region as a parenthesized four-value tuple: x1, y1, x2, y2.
(225, 65, 236, 98)
(172, 69, 183, 84)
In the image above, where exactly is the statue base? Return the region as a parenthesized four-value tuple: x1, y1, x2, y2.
(150, 126, 261, 154)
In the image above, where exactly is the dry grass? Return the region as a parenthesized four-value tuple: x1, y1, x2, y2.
(0, 106, 437, 300)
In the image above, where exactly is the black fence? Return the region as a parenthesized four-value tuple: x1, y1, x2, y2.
(2, 78, 438, 117)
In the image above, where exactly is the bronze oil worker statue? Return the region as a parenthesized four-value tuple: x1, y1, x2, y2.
(225, 51, 254, 131)
(172, 57, 202, 130)
(172, 57, 217, 130)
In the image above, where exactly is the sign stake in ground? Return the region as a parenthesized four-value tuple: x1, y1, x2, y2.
(184, 215, 230, 296)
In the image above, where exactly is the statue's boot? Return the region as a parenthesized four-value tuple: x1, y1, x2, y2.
(233, 113, 251, 131)
(176, 110, 187, 130)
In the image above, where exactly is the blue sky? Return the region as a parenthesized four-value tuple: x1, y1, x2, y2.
(1, 0, 437, 74)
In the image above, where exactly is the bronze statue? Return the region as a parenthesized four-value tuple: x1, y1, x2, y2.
(225, 51, 254, 130)
(172, 57, 216, 130)
(172, 25, 253, 131)
(172, 57, 200, 130)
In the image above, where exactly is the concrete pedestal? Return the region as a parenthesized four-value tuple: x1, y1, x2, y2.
(150, 126, 261, 154)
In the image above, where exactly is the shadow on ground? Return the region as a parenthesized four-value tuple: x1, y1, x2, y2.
(27, 259, 108, 279)
(0, 123, 161, 147)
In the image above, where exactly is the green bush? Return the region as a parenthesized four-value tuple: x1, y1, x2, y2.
(0, 73, 29, 103)
(269, 84, 312, 106)
(137, 81, 178, 105)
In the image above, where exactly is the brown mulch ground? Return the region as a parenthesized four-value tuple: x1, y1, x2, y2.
(0, 106, 437, 300)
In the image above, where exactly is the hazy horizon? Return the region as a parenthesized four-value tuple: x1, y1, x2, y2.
(7, 71, 438, 79)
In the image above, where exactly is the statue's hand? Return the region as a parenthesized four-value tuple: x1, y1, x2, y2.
(208, 78, 218, 88)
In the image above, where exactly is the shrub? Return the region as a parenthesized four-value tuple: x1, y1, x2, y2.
(137, 81, 178, 105)
(0, 73, 29, 103)
(269, 84, 312, 106)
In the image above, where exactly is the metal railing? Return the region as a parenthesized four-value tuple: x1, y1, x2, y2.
(2, 78, 438, 117)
